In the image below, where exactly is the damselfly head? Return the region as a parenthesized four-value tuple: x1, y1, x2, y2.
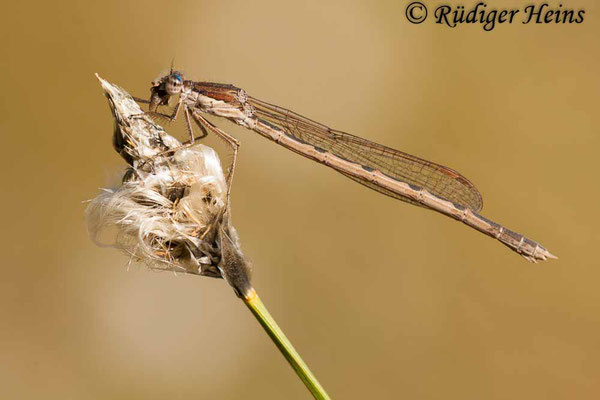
(165, 71, 184, 95)
(149, 71, 185, 110)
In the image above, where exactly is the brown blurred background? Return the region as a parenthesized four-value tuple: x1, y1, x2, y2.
(2, 0, 598, 398)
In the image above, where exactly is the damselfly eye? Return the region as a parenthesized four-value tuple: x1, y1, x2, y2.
(165, 73, 184, 95)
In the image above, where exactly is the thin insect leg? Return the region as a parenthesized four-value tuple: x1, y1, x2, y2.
(126, 106, 210, 166)
(191, 110, 240, 204)
(132, 96, 151, 104)
(128, 103, 206, 148)
(147, 99, 182, 121)
(184, 105, 195, 144)
(131, 97, 183, 123)
(183, 105, 209, 144)
(169, 99, 182, 121)
(150, 106, 210, 156)
(140, 104, 208, 146)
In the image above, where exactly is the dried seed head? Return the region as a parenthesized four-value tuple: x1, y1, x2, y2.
(88, 76, 252, 295)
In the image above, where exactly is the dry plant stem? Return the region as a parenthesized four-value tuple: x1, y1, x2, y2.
(242, 288, 331, 400)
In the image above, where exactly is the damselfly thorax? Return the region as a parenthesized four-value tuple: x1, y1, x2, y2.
(134, 70, 556, 263)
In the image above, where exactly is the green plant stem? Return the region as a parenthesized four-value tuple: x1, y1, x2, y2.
(242, 289, 331, 400)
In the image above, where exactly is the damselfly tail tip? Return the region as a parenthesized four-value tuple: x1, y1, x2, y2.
(523, 247, 558, 263)
(538, 247, 558, 261)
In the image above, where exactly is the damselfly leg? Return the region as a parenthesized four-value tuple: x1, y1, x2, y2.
(130, 98, 240, 205)
(190, 110, 240, 204)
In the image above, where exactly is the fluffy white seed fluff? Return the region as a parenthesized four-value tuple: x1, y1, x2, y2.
(86, 144, 228, 274)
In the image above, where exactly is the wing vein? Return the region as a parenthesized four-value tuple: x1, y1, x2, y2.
(248, 96, 483, 212)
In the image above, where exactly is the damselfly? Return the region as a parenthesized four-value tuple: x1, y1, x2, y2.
(133, 70, 556, 262)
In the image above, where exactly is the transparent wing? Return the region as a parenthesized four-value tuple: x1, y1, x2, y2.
(248, 96, 483, 212)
